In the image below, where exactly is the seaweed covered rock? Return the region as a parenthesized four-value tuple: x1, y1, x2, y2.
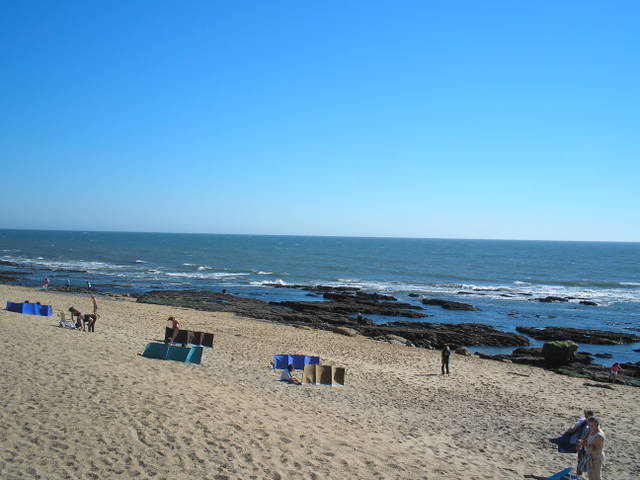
(542, 341, 578, 366)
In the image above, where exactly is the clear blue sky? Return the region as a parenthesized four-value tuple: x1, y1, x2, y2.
(1, 1, 638, 241)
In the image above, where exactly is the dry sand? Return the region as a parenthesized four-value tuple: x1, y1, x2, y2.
(0, 285, 638, 480)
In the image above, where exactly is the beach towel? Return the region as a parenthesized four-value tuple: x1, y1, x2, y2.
(142, 343, 203, 365)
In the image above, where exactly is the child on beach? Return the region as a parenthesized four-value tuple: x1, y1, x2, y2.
(165, 317, 181, 344)
(609, 363, 621, 382)
(280, 364, 301, 385)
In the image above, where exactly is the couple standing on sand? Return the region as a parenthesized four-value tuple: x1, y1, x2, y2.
(551, 409, 606, 480)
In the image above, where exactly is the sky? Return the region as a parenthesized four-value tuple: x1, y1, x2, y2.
(1, 1, 639, 241)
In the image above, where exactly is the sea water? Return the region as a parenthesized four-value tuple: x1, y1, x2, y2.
(1, 230, 638, 364)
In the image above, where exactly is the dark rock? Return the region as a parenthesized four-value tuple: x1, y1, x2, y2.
(272, 299, 425, 319)
(421, 298, 478, 311)
(535, 296, 569, 303)
(408, 293, 420, 298)
(322, 291, 397, 302)
(134, 290, 529, 349)
(0, 260, 21, 267)
(361, 322, 529, 349)
(474, 346, 638, 387)
(50, 285, 96, 294)
(579, 300, 598, 306)
(0, 274, 21, 283)
(376, 334, 414, 347)
(543, 341, 578, 366)
(593, 353, 613, 359)
(53, 268, 88, 273)
(516, 326, 640, 345)
(620, 362, 640, 378)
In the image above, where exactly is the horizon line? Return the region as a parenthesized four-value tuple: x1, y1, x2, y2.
(1, 227, 638, 244)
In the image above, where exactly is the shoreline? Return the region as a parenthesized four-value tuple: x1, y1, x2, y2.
(1, 284, 639, 479)
(2, 274, 639, 377)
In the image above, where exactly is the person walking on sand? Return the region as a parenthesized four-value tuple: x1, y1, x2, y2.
(42, 278, 50, 291)
(579, 416, 605, 480)
(441, 344, 451, 375)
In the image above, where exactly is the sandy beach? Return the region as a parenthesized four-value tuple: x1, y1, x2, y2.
(0, 284, 638, 480)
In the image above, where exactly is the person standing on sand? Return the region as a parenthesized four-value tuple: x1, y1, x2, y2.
(441, 344, 451, 375)
(579, 417, 605, 480)
(91, 295, 98, 315)
(42, 278, 50, 291)
(166, 316, 181, 344)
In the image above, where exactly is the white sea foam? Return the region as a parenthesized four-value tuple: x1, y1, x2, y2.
(164, 271, 250, 280)
(135, 259, 145, 263)
(0, 255, 131, 273)
(305, 277, 640, 306)
(250, 279, 291, 286)
(197, 265, 222, 271)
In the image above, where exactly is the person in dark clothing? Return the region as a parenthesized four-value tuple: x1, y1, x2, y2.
(441, 345, 451, 375)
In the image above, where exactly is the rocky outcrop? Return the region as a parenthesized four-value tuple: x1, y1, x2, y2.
(135, 290, 529, 348)
(0, 260, 21, 267)
(333, 327, 359, 337)
(542, 341, 578, 366)
(476, 347, 639, 387)
(534, 296, 569, 303)
(350, 322, 528, 349)
(273, 298, 426, 319)
(579, 300, 598, 306)
(455, 347, 472, 356)
(420, 298, 478, 311)
(376, 334, 414, 347)
(516, 326, 640, 345)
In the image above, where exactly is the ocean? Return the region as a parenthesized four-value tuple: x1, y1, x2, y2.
(1, 229, 639, 364)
